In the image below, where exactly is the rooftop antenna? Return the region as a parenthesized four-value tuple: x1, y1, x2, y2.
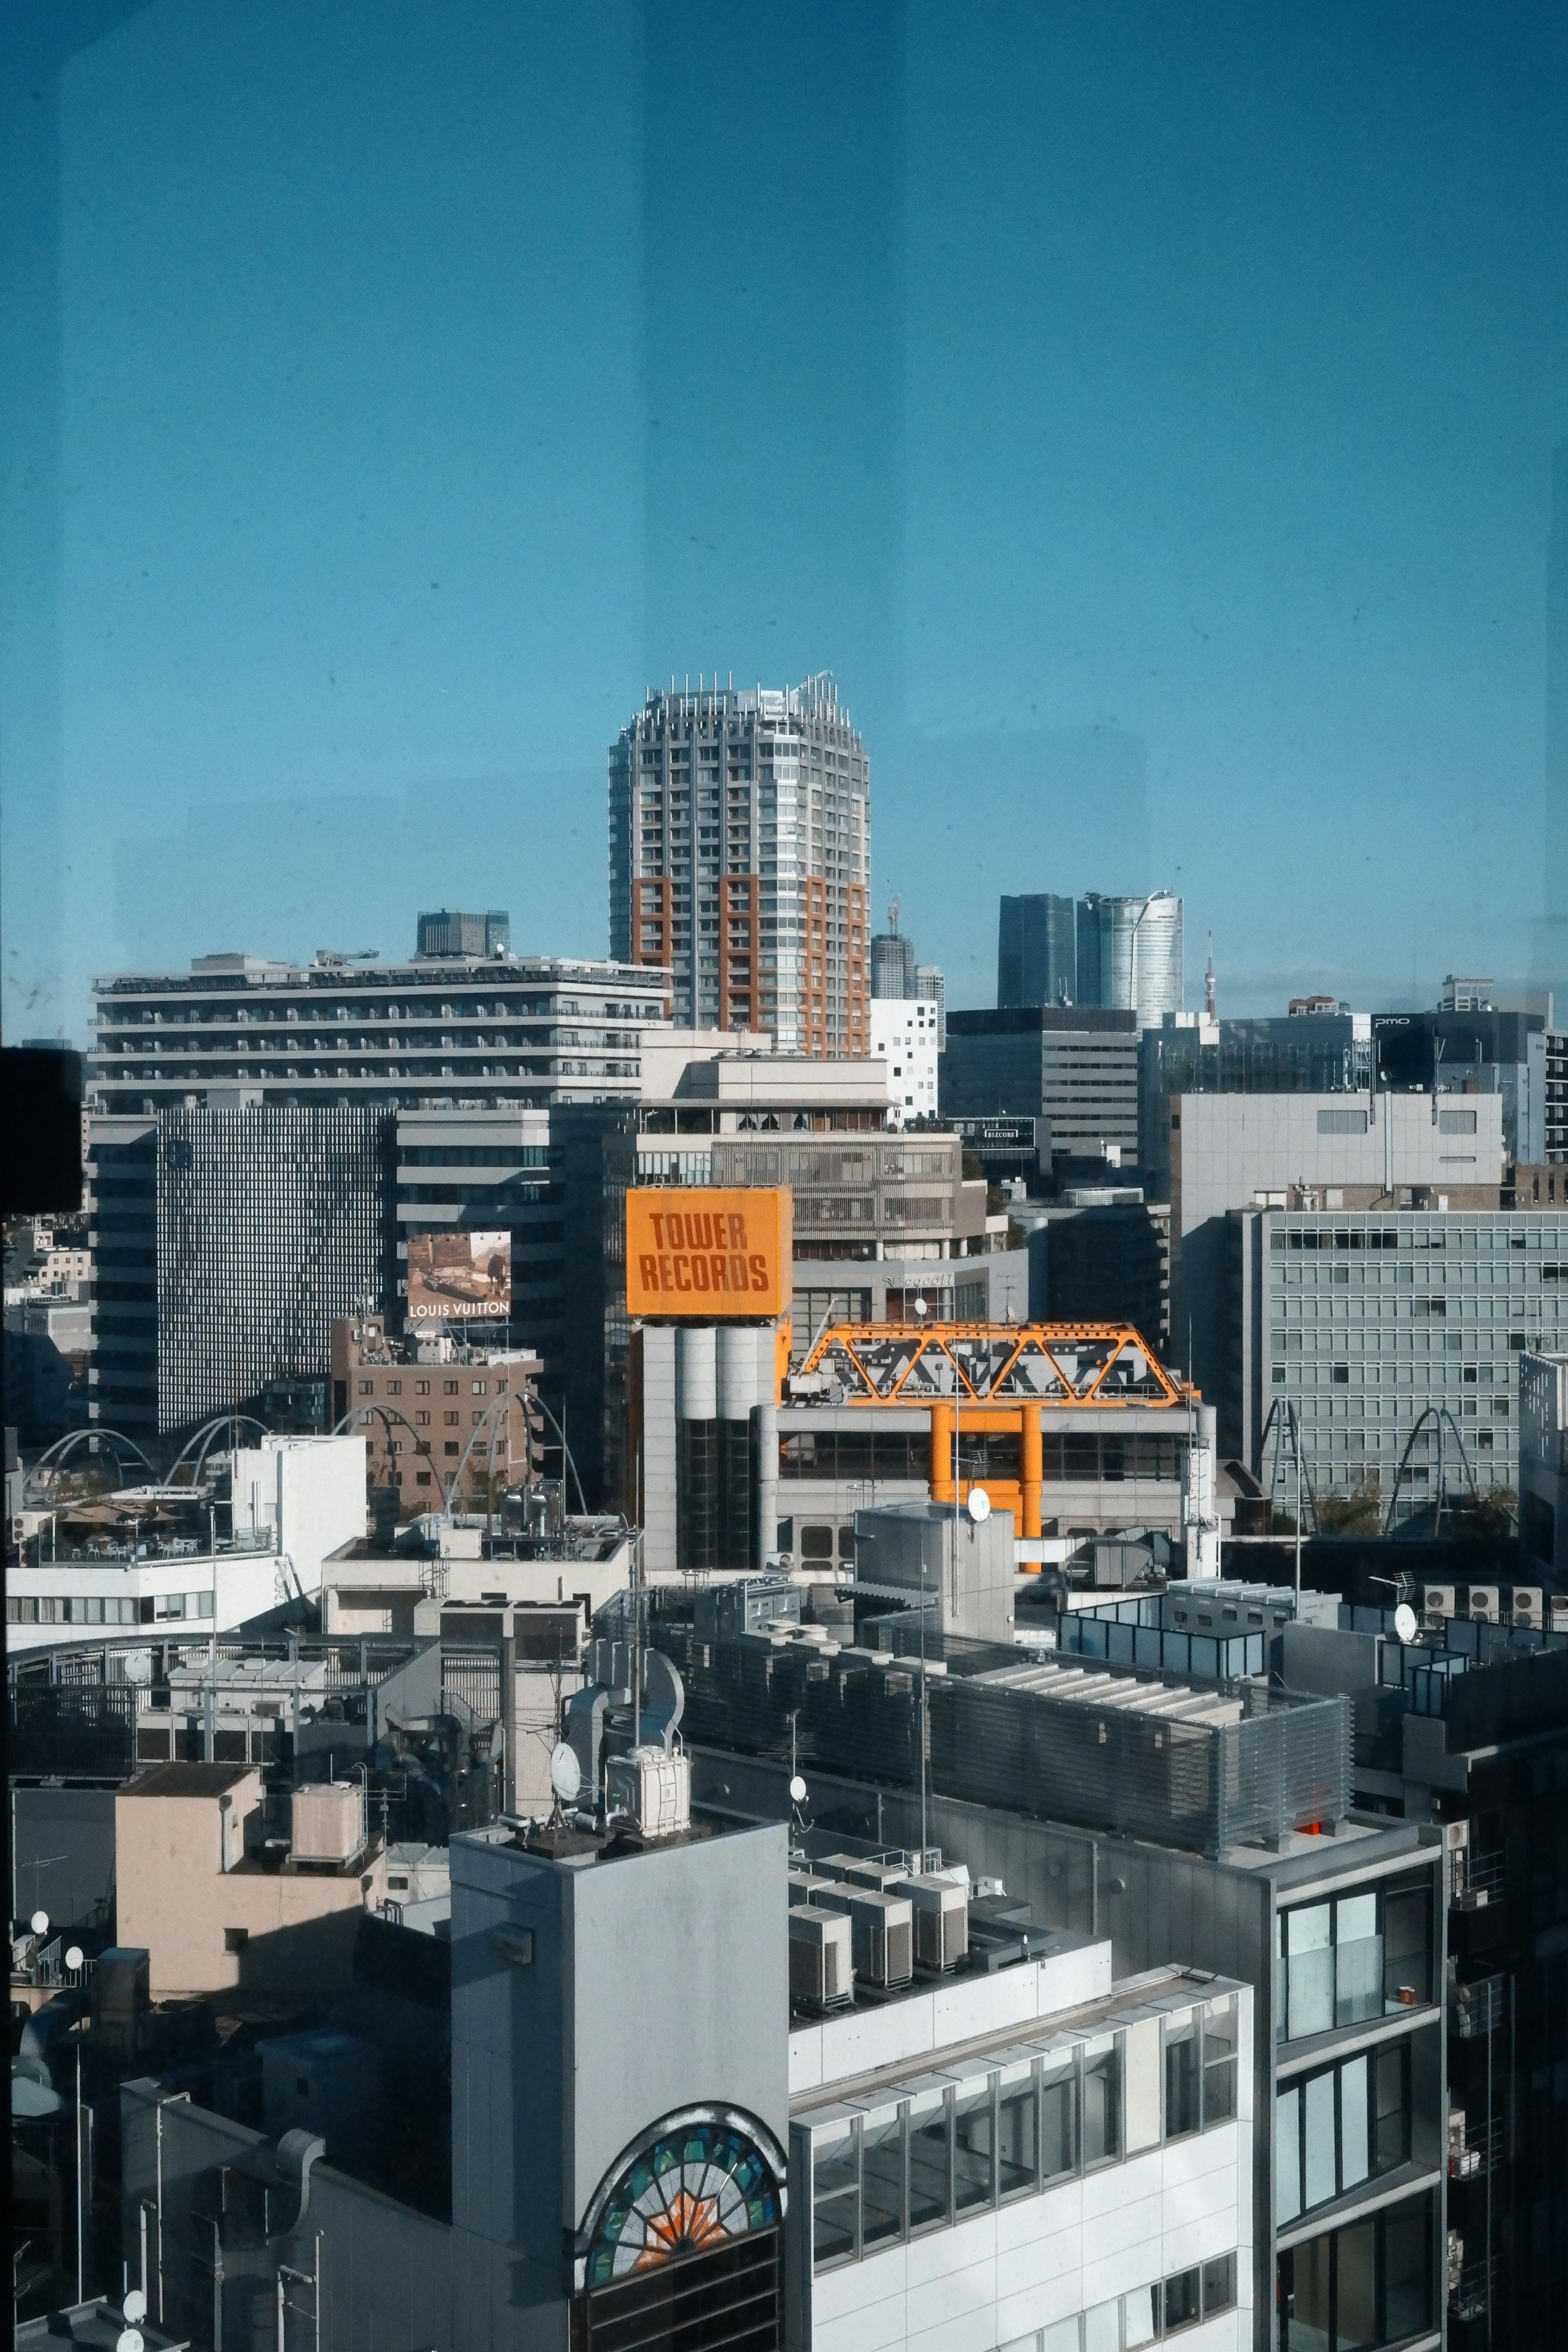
(888, 897, 900, 935)
(1203, 934, 1217, 1023)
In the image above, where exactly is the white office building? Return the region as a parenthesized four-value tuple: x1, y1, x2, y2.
(871, 997, 941, 1129)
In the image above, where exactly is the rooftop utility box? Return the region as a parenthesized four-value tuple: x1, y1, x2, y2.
(853, 1501, 1015, 1645)
(895, 1873, 970, 1971)
(604, 1746, 691, 1841)
(788, 1906, 853, 2008)
(813, 1884, 914, 1987)
(291, 1780, 365, 1866)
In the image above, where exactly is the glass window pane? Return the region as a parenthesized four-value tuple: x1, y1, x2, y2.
(1040, 2323, 1080, 2352)
(1125, 2019, 1160, 2151)
(1382, 1888, 1432, 2007)
(1374, 2045, 1409, 2173)
(1383, 2197, 1433, 2341)
(1290, 2234, 1333, 2352)
(907, 2088, 951, 2232)
(813, 2120, 856, 2199)
(953, 2078, 994, 2213)
(1202, 2252, 1236, 2315)
(1334, 1927, 1383, 2027)
(1335, 1892, 1377, 1945)
(997, 2062, 1037, 2200)
(1083, 2299, 1119, 2352)
(1287, 1902, 1332, 1952)
(1124, 2282, 1160, 2346)
(1276, 2084, 1301, 2225)
(860, 2107, 904, 2249)
(1339, 2054, 1370, 2189)
(1162, 2266, 1200, 2333)
(1336, 2218, 1377, 2351)
(1041, 2055, 1078, 2183)
(1287, 1944, 1334, 2039)
(813, 2191, 857, 2270)
(1165, 2021, 1200, 2139)
(1082, 2035, 1120, 2167)
(1303, 2069, 1336, 2210)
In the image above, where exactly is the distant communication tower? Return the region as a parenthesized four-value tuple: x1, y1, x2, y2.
(888, 897, 901, 934)
(1203, 933, 1217, 1023)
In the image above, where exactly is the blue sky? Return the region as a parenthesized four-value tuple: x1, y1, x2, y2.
(3, 1, 1566, 1040)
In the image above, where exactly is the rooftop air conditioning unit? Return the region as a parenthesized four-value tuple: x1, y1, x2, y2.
(895, 1873, 970, 1971)
(789, 1906, 853, 2008)
(839, 1858, 915, 1897)
(1466, 1586, 1501, 1625)
(1508, 1586, 1543, 1628)
(814, 1886, 914, 1988)
(1549, 1594, 1568, 1634)
(290, 1780, 365, 1866)
(1422, 1584, 1456, 1628)
(604, 1745, 691, 1841)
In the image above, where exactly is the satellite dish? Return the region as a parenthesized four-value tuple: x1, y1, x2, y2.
(967, 1487, 992, 1525)
(549, 1743, 582, 1805)
(123, 1650, 153, 1687)
(1394, 1602, 1419, 1644)
(30, 1910, 49, 1937)
(117, 2331, 145, 2352)
(65, 1946, 85, 1972)
(123, 2292, 148, 2326)
(788, 1774, 807, 1805)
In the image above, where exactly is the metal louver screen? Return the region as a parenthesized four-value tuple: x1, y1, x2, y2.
(577, 2231, 780, 2352)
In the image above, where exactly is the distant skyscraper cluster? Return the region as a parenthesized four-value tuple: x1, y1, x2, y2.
(608, 674, 869, 1053)
(998, 890, 1183, 1027)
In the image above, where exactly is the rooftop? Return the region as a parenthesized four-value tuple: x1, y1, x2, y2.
(121, 1760, 255, 1800)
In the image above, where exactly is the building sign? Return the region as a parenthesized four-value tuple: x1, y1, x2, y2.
(626, 1188, 791, 1319)
(406, 1229, 511, 1322)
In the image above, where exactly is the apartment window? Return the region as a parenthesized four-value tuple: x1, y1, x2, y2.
(1317, 1108, 1368, 1134)
(358, 1380, 374, 1395)
(386, 1379, 401, 1394)
(444, 1379, 459, 1394)
(1082, 2035, 1121, 2165)
(1276, 1878, 1432, 2041)
(1278, 2192, 1432, 2351)
(444, 1411, 459, 1425)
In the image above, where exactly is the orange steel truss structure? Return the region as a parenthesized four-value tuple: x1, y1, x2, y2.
(792, 1321, 1196, 1542)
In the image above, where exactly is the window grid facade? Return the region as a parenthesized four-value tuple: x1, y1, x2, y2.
(609, 675, 869, 1053)
(156, 1105, 393, 1436)
(89, 954, 662, 1116)
(1257, 1209, 1568, 1506)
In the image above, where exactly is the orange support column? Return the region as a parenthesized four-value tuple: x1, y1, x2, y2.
(930, 1401, 955, 1506)
(1021, 1407, 1042, 1539)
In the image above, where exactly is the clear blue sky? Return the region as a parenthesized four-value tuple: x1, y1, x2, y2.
(3, 1, 1566, 1042)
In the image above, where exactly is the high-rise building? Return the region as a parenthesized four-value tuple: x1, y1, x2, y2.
(608, 674, 869, 1053)
(914, 961, 946, 1051)
(997, 892, 1077, 1007)
(869, 924, 915, 1000)
(415, 908, 510, 958)
(1078, 891, 1183, 1026)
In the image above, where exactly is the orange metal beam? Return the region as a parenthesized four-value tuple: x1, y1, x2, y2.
(797, 1321, 1194, 1410)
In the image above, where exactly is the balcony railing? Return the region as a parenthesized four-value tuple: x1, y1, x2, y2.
(1450, 1973, 1509, 2039)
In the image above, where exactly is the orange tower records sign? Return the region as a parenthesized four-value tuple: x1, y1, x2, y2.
(625, 1188, 792, 1319)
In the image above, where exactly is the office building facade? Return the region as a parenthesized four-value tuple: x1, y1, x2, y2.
(1373, 1007, 1546, 1164)
(88, 1105, 394, 1441)
(944, 1007, 1140, 1165)
(913, 962, 946, 1053)
(998, 892, 1078, 1008)
(870, 927, 916, 1000)
(1139, 1011, 1374, 1168)
(608, 674, 870, 1052)
(868, 998, 940, 1129)
(1228, 1202, 1567, 1512)
(88, 945, 660, 1117)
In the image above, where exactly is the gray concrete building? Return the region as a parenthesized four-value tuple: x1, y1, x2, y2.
(89, 943, 661, 1118)
(1156, 1089, 1506, 1433)
(943, 1007, 1139, 1166)
(1228, 1202, 1564, 1515)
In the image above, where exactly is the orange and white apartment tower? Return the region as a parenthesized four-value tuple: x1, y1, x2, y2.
(608, 673, 869, 1053)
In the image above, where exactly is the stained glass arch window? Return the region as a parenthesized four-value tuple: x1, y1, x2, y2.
(581, 2109, 786, 2290)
